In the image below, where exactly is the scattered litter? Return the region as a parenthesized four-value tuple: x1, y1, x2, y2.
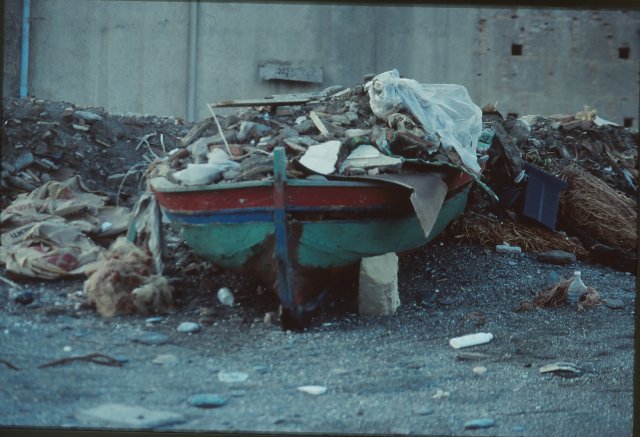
(218, 371, 249, 383)
(495, 243, 522, 254)
(63, 345, 72, 352)
(539, 362, 581, 377)
(38, 353, 124, 369)
(189, 394, 227, 408)
(432, 388, 450, 399)
(217, 287, 234, 306)
(297, 385, 328, 395)
(449, 332, 493, 349)
(464, 418, 496, 429)
(472, 366, 487, 375)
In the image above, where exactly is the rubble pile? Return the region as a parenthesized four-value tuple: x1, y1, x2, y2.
(149, 70, 486, 186)
(2, 70, 637, 289)
(1, 96, 189, 210)
(451, 104, 637, 273)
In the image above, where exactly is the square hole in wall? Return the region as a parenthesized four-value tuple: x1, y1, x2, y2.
(618, 47, 630, 59)
(511, 44, 523, 56)
(623, 117, 633, 127)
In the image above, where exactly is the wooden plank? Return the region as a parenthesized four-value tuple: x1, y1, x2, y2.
(211, 95, 315, 108)
(309, 111, 330, 137)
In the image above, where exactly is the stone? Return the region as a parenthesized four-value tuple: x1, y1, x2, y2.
(132, 332, 170, 345)
(464, 418, 496, 429)
(188, 394, 227, 408)
(152, 354, 178, 366)
(74, 110, 102, 122)
(358, 252, 400, 316)
(177, 322, 201, 333)
(604, 298, 624, 309)
(537, 250, 576, 265)
(14, 291, 35, 305)
(76, 403, 186, 428)
(218, 371, 249, 383)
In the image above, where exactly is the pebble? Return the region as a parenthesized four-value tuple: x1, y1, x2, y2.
(507, 261, 518, 266)
(218, 371, 249, 383)
(604, 298, 624, 309)
(254, 364, 269, 374)
(152, 354, 178, 366)
(177, 322, 201, 333)
(188, 394, 227, 408)
(537, 250, 576, 265)
(513, 424, 526, 433)
(464, 418, 496, 429)
(63, 345, 72, 352)
(414, 407, 434, 416)
(14, 291, 35, 305)
(112, 354, 129, 364)
(74, 110, 103, 122)
(297, 385, 327, 395)
(132, 332, 170, 345)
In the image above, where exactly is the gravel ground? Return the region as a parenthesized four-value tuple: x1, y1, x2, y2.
(0, 237, 635, 436)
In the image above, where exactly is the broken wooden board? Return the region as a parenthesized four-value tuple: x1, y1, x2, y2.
(210, 87, 344, 109)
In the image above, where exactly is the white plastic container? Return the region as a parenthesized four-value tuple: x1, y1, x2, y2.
(567, 271, 587, 305)
(449, 332, 494, 349)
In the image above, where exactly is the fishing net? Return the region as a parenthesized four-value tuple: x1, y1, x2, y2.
(450, 212, 589, 258)
(558, 165, 637, 252)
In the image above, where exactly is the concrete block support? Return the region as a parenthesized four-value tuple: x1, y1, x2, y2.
(358, 252, 400, 316)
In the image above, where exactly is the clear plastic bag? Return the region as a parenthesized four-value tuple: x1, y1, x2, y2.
(365, 69, 482, 173)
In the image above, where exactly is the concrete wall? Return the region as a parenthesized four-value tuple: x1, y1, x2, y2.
(4, 1, 639, 127)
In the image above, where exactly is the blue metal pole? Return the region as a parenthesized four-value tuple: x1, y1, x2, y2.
(19, 0, 31, 98)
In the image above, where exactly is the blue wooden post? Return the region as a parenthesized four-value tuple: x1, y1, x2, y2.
(272, 147, 294, 318)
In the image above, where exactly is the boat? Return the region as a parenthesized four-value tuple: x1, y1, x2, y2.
(150, 147, 479, 329)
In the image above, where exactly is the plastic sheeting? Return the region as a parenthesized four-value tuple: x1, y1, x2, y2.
(365, 69, 482, 174)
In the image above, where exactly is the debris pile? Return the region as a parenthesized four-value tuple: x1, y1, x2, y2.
(1, 96, 188, 210)
(451, 104, 638, 273)
(149, 69, 487, 186)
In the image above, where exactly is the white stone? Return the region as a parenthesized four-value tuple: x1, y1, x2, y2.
(76, 403, 186, 428)
(358, 252, 400, 316)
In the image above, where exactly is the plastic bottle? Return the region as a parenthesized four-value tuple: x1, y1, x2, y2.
(567, 271, 587, 305)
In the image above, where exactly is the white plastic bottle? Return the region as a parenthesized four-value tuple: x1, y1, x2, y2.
(567, 271, 587, 305)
